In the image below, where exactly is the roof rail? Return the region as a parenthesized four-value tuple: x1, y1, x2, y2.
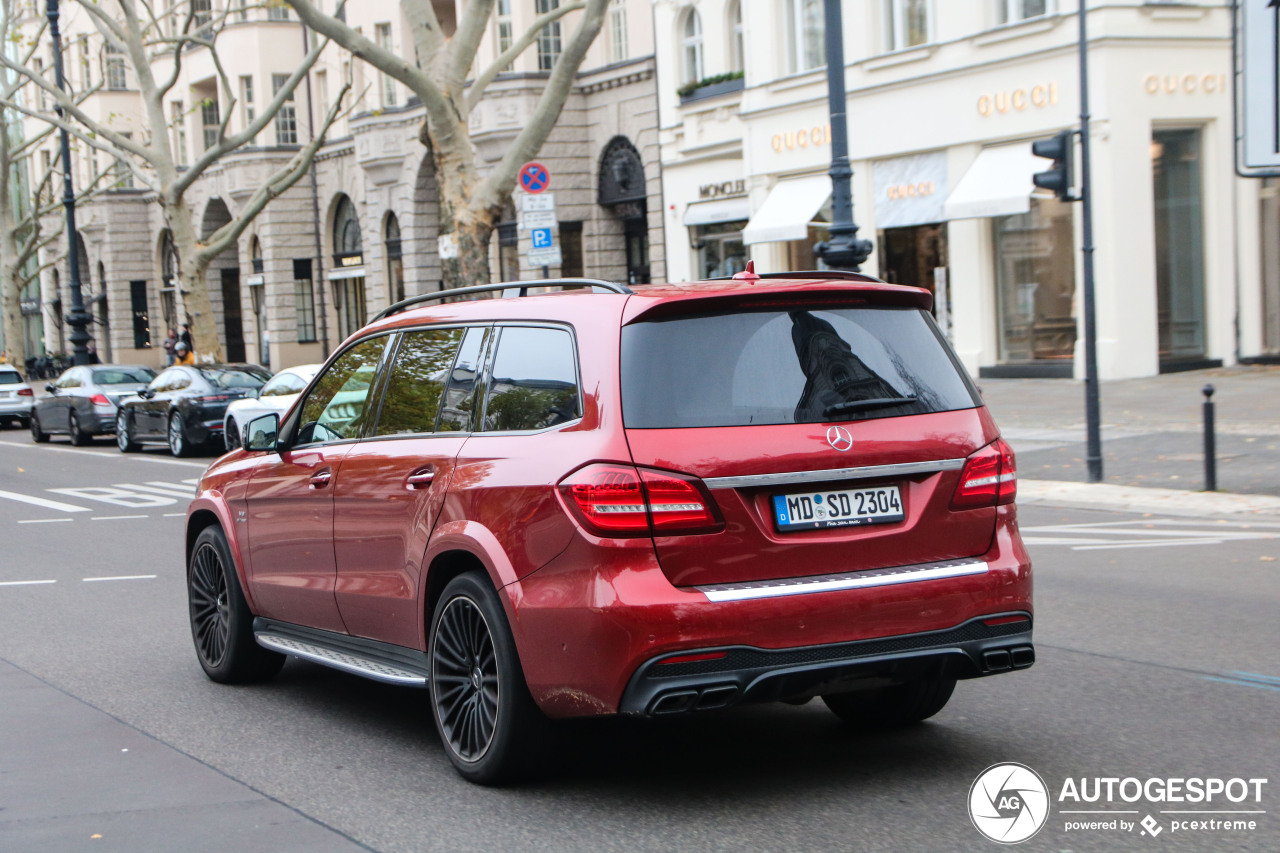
(371, 278, 633, 322)
(706, 269, 886, 283)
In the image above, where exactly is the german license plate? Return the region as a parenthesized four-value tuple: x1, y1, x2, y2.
(772, 485, 904, 531)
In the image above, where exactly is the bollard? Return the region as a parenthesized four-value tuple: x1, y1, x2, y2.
(1202, 384, 1216, 492)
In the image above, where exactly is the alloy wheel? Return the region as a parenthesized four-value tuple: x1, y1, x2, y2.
(116, 413, 130, 451)
(188, 542, 231, 667)
(168, 415, 185, 456)
(431, 595, 500, 763)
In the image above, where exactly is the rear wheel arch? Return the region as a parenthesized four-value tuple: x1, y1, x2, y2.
(424, 550, 493, 643)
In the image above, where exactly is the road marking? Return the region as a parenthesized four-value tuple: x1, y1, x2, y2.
(82, 575, 157, 582)
(0, 439, 209, 468)
(49, 486, 178, 508)
(163, 512, 187, 517)
(16, 517, 74, 524)
(0, 489, 91, 513)
(114, 482, 197, 497)
(0, 579, 56, 586)
(90, 514, 149, 521)
(1204, 671, 1280, 694)
(1022, 519, 1279, 550)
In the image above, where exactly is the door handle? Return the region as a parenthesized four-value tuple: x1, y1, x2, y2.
(309, 470, 332, 489)
(406, 469, 435, 489)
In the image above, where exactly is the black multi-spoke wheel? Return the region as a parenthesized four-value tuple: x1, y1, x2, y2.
(224, 417, 240, 451)
(429, 573, 545, 785)
(187, 526, 283, 683)
(30, 412, 49, 443)
(116, 411, 138, 452)
(69, 410, 90, 446)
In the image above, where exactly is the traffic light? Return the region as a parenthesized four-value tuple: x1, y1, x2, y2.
(1031, 130, 1075, 201)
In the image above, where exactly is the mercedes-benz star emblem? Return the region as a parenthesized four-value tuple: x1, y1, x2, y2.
(826, 425, 854, 452)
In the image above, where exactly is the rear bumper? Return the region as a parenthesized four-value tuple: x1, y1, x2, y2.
(618, 616, 1033, 716)
(510, 504, 1032, 718)
(0, 399, 33, 417)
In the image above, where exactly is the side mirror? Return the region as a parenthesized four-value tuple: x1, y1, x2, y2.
(45, 384, 56, 394)
(139, 388, 156, 399)
(245, 413, 281, 452)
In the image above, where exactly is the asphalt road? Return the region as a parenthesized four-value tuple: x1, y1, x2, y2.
(0, 429, 1277, 852)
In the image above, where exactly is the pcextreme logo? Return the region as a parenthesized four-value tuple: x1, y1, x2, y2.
(969, 763, 1051, 844)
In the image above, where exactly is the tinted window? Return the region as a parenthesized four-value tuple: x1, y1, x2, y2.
(200, 366, 271, 389)
(482, 326, 580, 432)
(621, 307, 979, 428)
(57, 370, 82, 389)
(149, 369, 184, 393)
(295, 337, 387, 444)
(0, 369, 24, 385)
(437, 327, 488, 433)
(93, 367, 155, 385)
(376, 328, 464, 436)
(260, 372, 307, 397)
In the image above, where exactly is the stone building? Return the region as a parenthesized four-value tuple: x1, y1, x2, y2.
(26, 0, 663, 371)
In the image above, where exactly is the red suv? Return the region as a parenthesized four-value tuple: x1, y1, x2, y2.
(186, 270, 1032, 784)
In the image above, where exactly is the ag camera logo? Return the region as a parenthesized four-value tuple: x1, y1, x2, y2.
(969, 763, 1051, 844)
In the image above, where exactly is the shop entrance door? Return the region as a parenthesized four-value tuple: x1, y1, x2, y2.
(878, 222, 947, 300)
(1152, 128, 1208, 366)
(220, 267, 245, 362)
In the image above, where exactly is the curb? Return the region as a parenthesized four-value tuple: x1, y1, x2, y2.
(1017, 479, 1280, 520)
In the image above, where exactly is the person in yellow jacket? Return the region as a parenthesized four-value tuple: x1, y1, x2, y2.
(173, 341, 196, 366)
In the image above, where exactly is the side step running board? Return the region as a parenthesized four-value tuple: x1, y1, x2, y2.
(253, 618, 430, 687)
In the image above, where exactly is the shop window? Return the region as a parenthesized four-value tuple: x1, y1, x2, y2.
(993, 196, 1076, 363)
(1152, 128, 1206, 361)
(693, 221, 748, 279)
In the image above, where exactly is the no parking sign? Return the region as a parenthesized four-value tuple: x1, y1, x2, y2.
(519, 162, 550, 194)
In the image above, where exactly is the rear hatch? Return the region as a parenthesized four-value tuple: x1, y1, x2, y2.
(619, 288, 1002, 588)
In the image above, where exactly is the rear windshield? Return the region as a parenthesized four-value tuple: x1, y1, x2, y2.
(0, 369, 21, 385)
(93, 367, 155, 385)
(199, 366, 271, 389)
(621, 306, 980, 428)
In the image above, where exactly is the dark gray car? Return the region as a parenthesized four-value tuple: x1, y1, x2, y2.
(30, 364, 156, 445)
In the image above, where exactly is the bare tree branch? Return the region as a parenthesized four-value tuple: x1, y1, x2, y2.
(466, 0, 586, 113)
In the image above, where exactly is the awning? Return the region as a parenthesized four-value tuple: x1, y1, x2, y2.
(683, 197, 752, 227)
(742, 175, 832, 245)
(944, 144, 1041, 220)
(327, 267, 366, 281)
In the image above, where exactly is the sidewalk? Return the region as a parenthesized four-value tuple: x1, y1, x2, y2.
(977, 364, 1280, 518)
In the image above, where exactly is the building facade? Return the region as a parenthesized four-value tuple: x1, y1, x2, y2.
(654, 0, 1280, 379)
(26, 0, 663, 371)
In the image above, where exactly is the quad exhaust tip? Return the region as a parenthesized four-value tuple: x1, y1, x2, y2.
(983, 645, 1035, 673)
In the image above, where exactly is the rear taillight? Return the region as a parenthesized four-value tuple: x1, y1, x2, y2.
(951, 438, 1017, 510)
(17, 388, 33, 397)
(89, 393, 111, 406)
(560, 463, 723, 537)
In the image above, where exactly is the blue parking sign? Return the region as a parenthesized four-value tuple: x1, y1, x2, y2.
(531, 227, 553, 249)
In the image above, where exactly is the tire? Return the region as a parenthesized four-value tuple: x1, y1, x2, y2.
(30, 412, 49, 443)
(224, 417, 240, 452)
(168, 412, 190, 457)
(69, 410, 90, 446)
(429, 572, 545, 785)
(187, 525, 285, 683)
(822, 677, 957, 728)
(116, 411, 139, 452)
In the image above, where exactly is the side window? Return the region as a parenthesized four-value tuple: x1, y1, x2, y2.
(260, 372, 307, 398)
(57, 371, 80, 389)
(437, 327, 489, 433)
(149, 369, 179, 393)
(375, 327, 464, 436)
(171, 371, 193, 391)
(482, 326, 580, 432)
(295, 336, 388, 445)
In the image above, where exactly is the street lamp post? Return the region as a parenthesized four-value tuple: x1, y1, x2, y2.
(813, 0, 872, 272)
(1078, 0, 1102, 483)
(46, 0, 92, 366)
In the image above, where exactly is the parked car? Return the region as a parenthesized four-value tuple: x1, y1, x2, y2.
(0, 365, 34, 428)
(223, 364, 321, 451)
(118, 363, 270, 456)
(185, 269, 1033, 785)
(29, 364, 156, 445)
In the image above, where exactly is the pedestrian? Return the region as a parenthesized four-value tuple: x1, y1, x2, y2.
(173, 341, 195, 366)
(163, 328, 177, 365)
(180, 323, 193, 351)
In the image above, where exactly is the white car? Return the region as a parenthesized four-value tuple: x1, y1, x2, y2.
(0, 365, 34, 428)
(222, 363, 320, 450)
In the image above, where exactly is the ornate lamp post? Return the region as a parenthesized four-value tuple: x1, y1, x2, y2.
(813, 0, 872, 272)
(46, 0, 92, 365)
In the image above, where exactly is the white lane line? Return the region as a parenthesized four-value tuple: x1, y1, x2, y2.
(16, 518, 74, 524)
(0, 579, 57, 586)
(115, 482, 196, 497)
(0, 489, 91, 513)
(82, 575, 157, 582)
(90, 514, 149, 521)
(163, 512, 187, 517)
(1072, 538, 1226, 551)
(0, 439, 209, 468)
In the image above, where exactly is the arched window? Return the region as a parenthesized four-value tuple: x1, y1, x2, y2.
(160, 230, 179, 332)
(728, 0, 744, 73)
(682, 8, 704, 84)
(787, 0, 824, 72)
(385, 213, 405, 305)
(334, 195, 363, 257)
(331, 196, 366, 337)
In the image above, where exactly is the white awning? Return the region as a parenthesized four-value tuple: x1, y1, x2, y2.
(683, 197, 752, 227)
(944, 143, 1041, 220)
(742, 175, 832, 245)
(327, 267, 366, 281)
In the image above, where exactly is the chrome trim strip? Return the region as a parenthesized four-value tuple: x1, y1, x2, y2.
(695, 559, 989, 603)
(255, 633, 428, 686)
(703, 458, 966, 491)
